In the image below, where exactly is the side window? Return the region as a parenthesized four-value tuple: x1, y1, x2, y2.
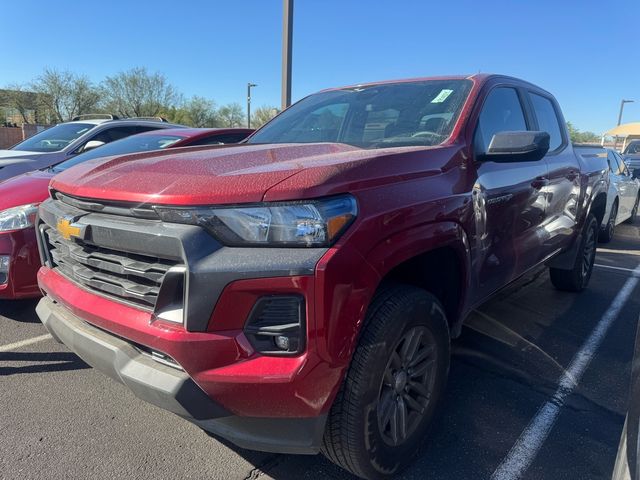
(474, 87, 527, 155)
(189, 133, 249, 146)
(135, 125, 164, 135)
(88, 125, 156, 145)
(529, 93, 563, 151)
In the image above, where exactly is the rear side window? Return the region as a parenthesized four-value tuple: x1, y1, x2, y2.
(474, 87, 527, 155)
(530, 93, 563, 151)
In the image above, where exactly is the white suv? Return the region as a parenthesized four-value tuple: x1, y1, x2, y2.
(0, 115, 184, 182)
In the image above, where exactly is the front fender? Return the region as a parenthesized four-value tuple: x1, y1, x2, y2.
(314, 221, 471, 368)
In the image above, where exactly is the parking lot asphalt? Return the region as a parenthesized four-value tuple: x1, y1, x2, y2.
(1, 220, 639, 480)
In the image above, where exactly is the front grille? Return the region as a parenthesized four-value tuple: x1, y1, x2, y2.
(43, 225, 178, 310)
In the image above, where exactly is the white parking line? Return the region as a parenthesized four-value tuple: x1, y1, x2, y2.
(0, 334, 52, 353)
(595, 263, 640, 276)
(491, 263, 640, 480)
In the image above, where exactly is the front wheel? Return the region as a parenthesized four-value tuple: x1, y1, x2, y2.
(550, 214, 598, 292)
(321, 284, 450, 479)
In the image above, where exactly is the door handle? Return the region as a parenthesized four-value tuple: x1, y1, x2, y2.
(531, 177, 549, 189)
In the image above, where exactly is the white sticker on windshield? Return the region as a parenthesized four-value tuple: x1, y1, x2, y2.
(431, 89, 453, 103)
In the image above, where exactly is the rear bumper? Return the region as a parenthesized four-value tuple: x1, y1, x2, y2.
(0, 229, 41, 300)
(36, 295, 326, 454)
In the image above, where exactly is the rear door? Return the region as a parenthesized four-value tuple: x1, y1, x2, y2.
(526, 90, 580, 256)
(473, 84, 550, 299)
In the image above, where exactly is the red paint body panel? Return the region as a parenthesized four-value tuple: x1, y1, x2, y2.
(36, 75, 609, 424)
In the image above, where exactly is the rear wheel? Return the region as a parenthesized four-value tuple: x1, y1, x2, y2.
(598, 201, 617, 243)
(550, 214, 598, 292)
(625, 194, 639, 224)
(321, 284, 450, 479)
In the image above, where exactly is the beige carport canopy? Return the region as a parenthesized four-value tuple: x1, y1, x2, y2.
(605, 123, 640, 137)
(603, 123, 640, 151)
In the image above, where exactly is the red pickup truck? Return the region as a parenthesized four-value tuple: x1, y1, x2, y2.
(35, 74, 609, 479)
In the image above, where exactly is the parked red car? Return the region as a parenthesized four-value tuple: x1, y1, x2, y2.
(35, 75, 609, 479)
(0, 128, 253, 299)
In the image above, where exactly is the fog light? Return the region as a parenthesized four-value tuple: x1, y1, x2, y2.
(275, 335, 290, 350)
(244, 295, 305, 356)
(0, 256, 9, 285)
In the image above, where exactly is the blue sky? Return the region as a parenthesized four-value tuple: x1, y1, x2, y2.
(1, 0, 637, 134)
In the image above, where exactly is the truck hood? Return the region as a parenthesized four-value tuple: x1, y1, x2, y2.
(51, 142, 454, 206)
(0, 169, 53, 210)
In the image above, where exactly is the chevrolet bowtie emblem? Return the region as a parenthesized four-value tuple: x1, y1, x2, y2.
(57, 218, 82, 241)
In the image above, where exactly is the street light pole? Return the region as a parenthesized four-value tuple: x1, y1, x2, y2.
(247, 83, 257, 128)
(281, 0, 294, 110)
(618, 99, 634, 126)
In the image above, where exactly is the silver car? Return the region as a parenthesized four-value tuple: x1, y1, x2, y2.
(0, 115, 184, 182)
(600, 148, 640, 242)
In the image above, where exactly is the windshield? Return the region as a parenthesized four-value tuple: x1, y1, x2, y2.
(51, 133, 185, 173)
(248, 79, 472, 149)
(12, 123, 94, 152)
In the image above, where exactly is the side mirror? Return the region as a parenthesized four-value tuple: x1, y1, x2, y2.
(481, 131, 550, 162)
(82, 140, 105, 152)
(632, 169, 640, 180)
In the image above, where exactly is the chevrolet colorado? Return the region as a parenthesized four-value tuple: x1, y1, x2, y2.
(35, 74, 609, 479)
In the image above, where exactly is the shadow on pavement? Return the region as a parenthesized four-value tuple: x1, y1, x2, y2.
(0, 298, 41, 323)
(0, 351, 89, 375)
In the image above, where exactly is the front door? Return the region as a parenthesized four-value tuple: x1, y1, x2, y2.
(472, 86, 550, 300)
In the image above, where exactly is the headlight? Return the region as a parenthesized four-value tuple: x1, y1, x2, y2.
(0, 204, 39, 232)
(155, 195, 357, 247)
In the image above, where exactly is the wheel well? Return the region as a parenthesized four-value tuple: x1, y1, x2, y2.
(590, 192, 607, 226)
(382, 247, 462, 331)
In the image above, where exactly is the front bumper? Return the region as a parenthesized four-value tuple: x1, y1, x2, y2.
(0, 228, 41, 300)
(37, 295, 327, 454)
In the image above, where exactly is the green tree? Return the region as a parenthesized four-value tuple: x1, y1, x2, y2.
(160, 105, 190, 126)
(217, 102, 244, 127)
(566, 121, 600, 144)
(3, 84, 34, 123)
(32, 68, 100, 122)
(251, 105, 280, 128)
(184, 96, 219, 127)
(101, 67, 180, 118)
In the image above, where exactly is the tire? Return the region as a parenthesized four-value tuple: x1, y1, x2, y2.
(598, 200, 617, 243)
(321, 284, 450, 479)
(550, 214, 598, 292)
(625, 194, 639, 224)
